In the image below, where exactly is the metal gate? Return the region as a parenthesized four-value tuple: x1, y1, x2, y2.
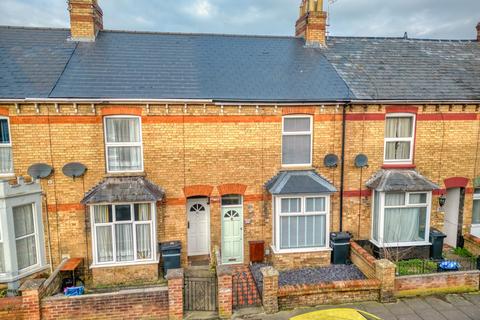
(184, 273, 217, 311)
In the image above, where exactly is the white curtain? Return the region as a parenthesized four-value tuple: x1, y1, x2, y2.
(0, 147, 12, 174)
(386, 117, 412, 138)
(115, 224, 134, 261)
(280, 215, 325, 249)
(108, 146, 142, 171)
(136, 224, 151, 259)
(96, 226, 113, 263)
(94, 205, 111, 223)
(106, 118, 139, 143)
(385, 142, 410, 160)
(384, 208, 424, 243)
(282, 135, 311, 165)
(0, 244, 5, 273)
(13, 204, 37, 270)
(135, 204, 151, 221)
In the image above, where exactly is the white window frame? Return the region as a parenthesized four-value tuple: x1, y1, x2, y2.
(0, 222, 4, 274)
(0, 116, 13, 177)
(13, 203, 41, 273)
(272, 194, 330, 253)
(471, 190, 480, 236)
(371, 191, 431, 247)
(103, 115, 144, 174)
(383, 113, 415, 165)
(90, 202, 157, 267)
(281, 115, 313, 167)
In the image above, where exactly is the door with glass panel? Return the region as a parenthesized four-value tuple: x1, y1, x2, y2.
(187, 198, 210, 256)
(221, 195, 243, 264)
(471, 189, 480, 237)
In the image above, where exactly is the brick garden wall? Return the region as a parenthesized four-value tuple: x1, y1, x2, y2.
(1, 102, 479, 281)
(0, 296, 31, 320)
(270, 250, 331, 270)
(91, 262, 159, 287)
(350, 241, 376, 279)
(464, 233, 480, 256)
(41, 287, 169, 320)
(395, 270, 480, 297)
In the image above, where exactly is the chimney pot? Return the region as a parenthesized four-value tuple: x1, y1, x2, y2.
(68, 0, 103, 41)
(295, 0, 327, 47)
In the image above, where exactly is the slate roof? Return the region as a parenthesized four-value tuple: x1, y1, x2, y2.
(366, 170, 439, 192)
(265, 170, 337, 195)
(81, 176, 164, 204)
(1, 26, 479, 101)
(324, 37, 480, 100)
(0, 26, 351, 102)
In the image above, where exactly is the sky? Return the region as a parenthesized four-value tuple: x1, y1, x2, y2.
(0, 0, 479, 39)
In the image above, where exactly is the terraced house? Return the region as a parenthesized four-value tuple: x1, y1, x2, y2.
(0, 0, 479, 303)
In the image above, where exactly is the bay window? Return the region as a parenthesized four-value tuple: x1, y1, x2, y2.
(384, 114, 415, 164)
(91, 203, 156, 265)
(472, 189, 480, 237)
(13, 204, 38, 270)
(273, 195, 329, 252)
(104, 116, 143, 173)
(0, 227, 4, 274)
(372, 191, 431, 246)
(0, 117, 13, 175)
(282, 116, 312, 166)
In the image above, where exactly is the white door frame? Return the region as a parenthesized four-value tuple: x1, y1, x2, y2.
(443, 188, 461, 247)
(221, 203, 244, 265)
(187, 198, 210, 256)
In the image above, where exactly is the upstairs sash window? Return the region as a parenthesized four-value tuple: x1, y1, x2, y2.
(104, 116, 143, 172)
(384, 115, 415, 164)
(0, 118, 13, 175)
(282, 116, 312, 166)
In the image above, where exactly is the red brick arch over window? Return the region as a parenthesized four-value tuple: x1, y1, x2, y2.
(217, 184, 248, 196)
(282, 106, 316, 115)
(0, 107, 9, 116)
(444, 177, 469, 189)
(385, 105, 419, 114)
(183, 185, 214, 198)
(100, 106, 143, 116)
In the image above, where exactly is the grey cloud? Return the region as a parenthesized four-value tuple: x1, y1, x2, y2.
(0, 0, 479, 39)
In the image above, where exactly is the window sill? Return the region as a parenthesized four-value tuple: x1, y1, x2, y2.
(382, 164, 416, 169)
(104, 171, 146, 178)
(280, 165, 315, 171)
(0, 265, 49, 283)
(370, 239, 431, 248)
(270, 245, 332, 255)
(90, 256, 160, 269)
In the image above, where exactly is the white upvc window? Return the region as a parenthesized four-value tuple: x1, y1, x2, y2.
(104, 116, 143, 173)
(282, 116, 313, 167)
(273, 195, 330, 253)
(13, 204, 39, 271)
(384, 114, 415, 164)
(91, 203, 156, 266)
(471, 189, 480, 237)
(0, 225, 4, 274)
(371, 191, 431, 247)
(0, 117, 13, 176)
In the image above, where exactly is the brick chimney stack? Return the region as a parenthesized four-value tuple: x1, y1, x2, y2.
(477, 22, 480, 41)
(295, 0, 327, 47)
(68, 0, 103, 41)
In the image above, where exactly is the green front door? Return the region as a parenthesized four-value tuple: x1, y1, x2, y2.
(221, 206, 243, 264)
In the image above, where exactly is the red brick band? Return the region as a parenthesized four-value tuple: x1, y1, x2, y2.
(183, 185, 214, 198)
(101, 106, 143, 116)
(444, 177, 469, 189)
(217, 183, 248, 196)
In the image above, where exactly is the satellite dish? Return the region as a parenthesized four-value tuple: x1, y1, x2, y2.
(355, 154, 369, 168)
(62, 162, 87, 178)
(324, 154, 339, 168)
(27, 163, 53, 179)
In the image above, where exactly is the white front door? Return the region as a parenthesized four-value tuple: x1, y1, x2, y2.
(187, 198, 210, 256)
(443, 188, 460, 247)
(221, 206, 244, 264)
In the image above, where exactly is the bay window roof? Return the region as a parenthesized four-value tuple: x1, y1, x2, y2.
(81, 176, 164, 205)
(366, 169, 439, 192)
(265, 170, 336, 195)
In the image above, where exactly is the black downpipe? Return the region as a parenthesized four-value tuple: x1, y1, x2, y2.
(339, 103, 349, 232)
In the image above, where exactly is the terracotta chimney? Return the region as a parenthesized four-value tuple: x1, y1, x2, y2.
(295, 0, 327, 47)
(477, 22, 480, 41)
(68, 0, 103, 41)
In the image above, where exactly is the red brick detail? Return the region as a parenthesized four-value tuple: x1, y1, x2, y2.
(385, 105, 419, 114)
(47, 203, 85, 212)
(0, 107, 8, 116)
(282, 107, 316, 115)
(382, 164, 416, 169)
(166, 198, 187, 205)
(244, 194, 271, 202)
(217, 183, 248, 196)
(444, 177, 469, 189)
(343, 189, 372, 197)
(345, 113, 386, 121)
(417, 113, 478, 121)
(101, 106, 143, 116)
(183, 185, 214, 198)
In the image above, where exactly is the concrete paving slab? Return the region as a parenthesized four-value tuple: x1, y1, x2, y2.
(396, 314, 423, 320)
(384, 301, 416, 315)
(413, 308, 448, 320)
(424, 296, 457, 311)
(446, 294, 475, 306)
(438, 309, 473, 320)
(464, 294, 480, 306)
(455, 305, 480, 320)
(403, 298, 434, 311)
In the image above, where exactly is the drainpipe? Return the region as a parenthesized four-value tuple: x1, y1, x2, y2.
(339, 103, 349, 232)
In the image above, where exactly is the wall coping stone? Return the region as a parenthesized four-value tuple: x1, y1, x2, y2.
(464, 233, 480, 245)
(166, 268, 184, 280)
(351, 241, 377, 265)
(396, 270, 480, 280)
(261, 266, 279, 277)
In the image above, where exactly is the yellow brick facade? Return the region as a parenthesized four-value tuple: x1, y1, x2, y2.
(0, 102, 479, 282)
